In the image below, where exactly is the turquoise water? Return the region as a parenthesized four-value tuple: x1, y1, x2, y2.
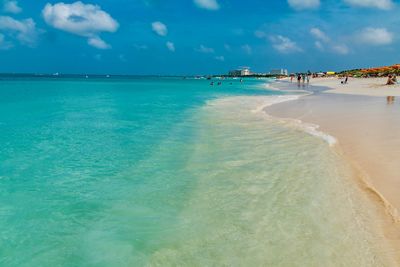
(0, 77, 390, 266)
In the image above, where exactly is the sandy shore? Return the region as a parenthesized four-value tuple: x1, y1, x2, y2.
(273, 77, 400, 96)
(266, 77, 400, 263)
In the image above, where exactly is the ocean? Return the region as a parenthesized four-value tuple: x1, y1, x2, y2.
(0, 77, 390, 266)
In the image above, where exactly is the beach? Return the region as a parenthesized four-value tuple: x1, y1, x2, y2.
(1, 76, 396, 266)
(267, 77, 400, 262)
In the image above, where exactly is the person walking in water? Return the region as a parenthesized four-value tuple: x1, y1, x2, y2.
(306, 74, 310, 85)
(301, 73, 306, 87)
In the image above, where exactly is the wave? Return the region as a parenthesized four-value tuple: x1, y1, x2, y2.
(246, 95, 338, 147)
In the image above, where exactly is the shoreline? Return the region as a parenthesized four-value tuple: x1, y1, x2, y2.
(265, 78, 400, 264)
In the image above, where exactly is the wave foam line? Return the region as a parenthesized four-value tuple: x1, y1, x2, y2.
(258, 95, 337, 147)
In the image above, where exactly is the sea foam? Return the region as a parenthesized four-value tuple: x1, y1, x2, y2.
(247, 94, 338, 146)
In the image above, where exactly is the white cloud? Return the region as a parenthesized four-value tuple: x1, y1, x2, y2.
(288, 0, 320, 10)
(0, 16, 38, 46)
(3, 0, 22, 14)
(88, 36, 110, 49)
(332, 44, 349, 54)
(166, 41, 175, 52)
(310, 28, 330, 42)
(314, 40, 324, 51)
(152, 21, 167, 36)
(269, 35, 302, 53)
(194, 0, 220, 10)
(215, 55, 224, 61)
(310, 28, 349, 55)
(357, 27, 393, 46)
(195, 44, 214, 53)
(241, 44, 252, 54)
(42, 2, 118, 49)
(343, 0, 394, 10)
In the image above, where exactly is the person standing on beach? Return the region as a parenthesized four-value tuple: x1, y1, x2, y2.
(306, 74, 310, 85)
(302, 73, 306, 87)
(387, 96, 395, 104)
(297, 74, 301, 87)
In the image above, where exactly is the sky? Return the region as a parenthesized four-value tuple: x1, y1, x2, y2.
(0, 0, 399, 75)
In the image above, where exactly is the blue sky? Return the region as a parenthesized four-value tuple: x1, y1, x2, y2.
(0, 0, 398, 75)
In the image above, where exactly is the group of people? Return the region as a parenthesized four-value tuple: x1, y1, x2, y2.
(290, 73, 311, 87)
(386, 74, 397, 85)
(210, 81, 222, 86)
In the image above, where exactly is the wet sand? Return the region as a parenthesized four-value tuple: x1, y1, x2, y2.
(266, 79, 400, 263)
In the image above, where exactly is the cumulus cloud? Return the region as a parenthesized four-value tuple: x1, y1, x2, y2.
(287, 0, 320, 10)
(314, 40, 324, 51)
(3, 0, 22, 14)
(195, 44, 214, 53)
(166, 41, 175, 52)
(343, 0, 394, 10)
(88, 36, 110, 49)
(331, 44, 349, 55)
(310, 28, 330, 42)
(357, 27, 393, 46)
(152, 21, 168, 36)
(0, 16, 38, 46)
(310, 27, 349, 55)
(194, 0, 220, 10)
(269, 35, 302, 53)
(42, 1, 119, 49)
(215, 55, 224, 61)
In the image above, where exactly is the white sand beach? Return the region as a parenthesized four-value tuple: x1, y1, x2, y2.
(267, 77, 400, 262)
(280, 77, 400, 96)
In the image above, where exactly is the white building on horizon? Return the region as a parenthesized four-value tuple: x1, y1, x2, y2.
(270, 69, 288, 76)
(228, 67, 252, 76)
(241, 67, 251, 76)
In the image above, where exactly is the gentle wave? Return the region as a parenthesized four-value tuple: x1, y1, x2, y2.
(213, 94, 338, 147)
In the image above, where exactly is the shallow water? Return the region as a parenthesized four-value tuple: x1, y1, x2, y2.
(0, 78, 391, 266)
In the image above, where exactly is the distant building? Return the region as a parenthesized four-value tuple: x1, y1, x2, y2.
(228, 70, 242, 76)
(228, 67, 252, 76)
(270, 69, 288, 76)
(241, 67, 251, 76)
